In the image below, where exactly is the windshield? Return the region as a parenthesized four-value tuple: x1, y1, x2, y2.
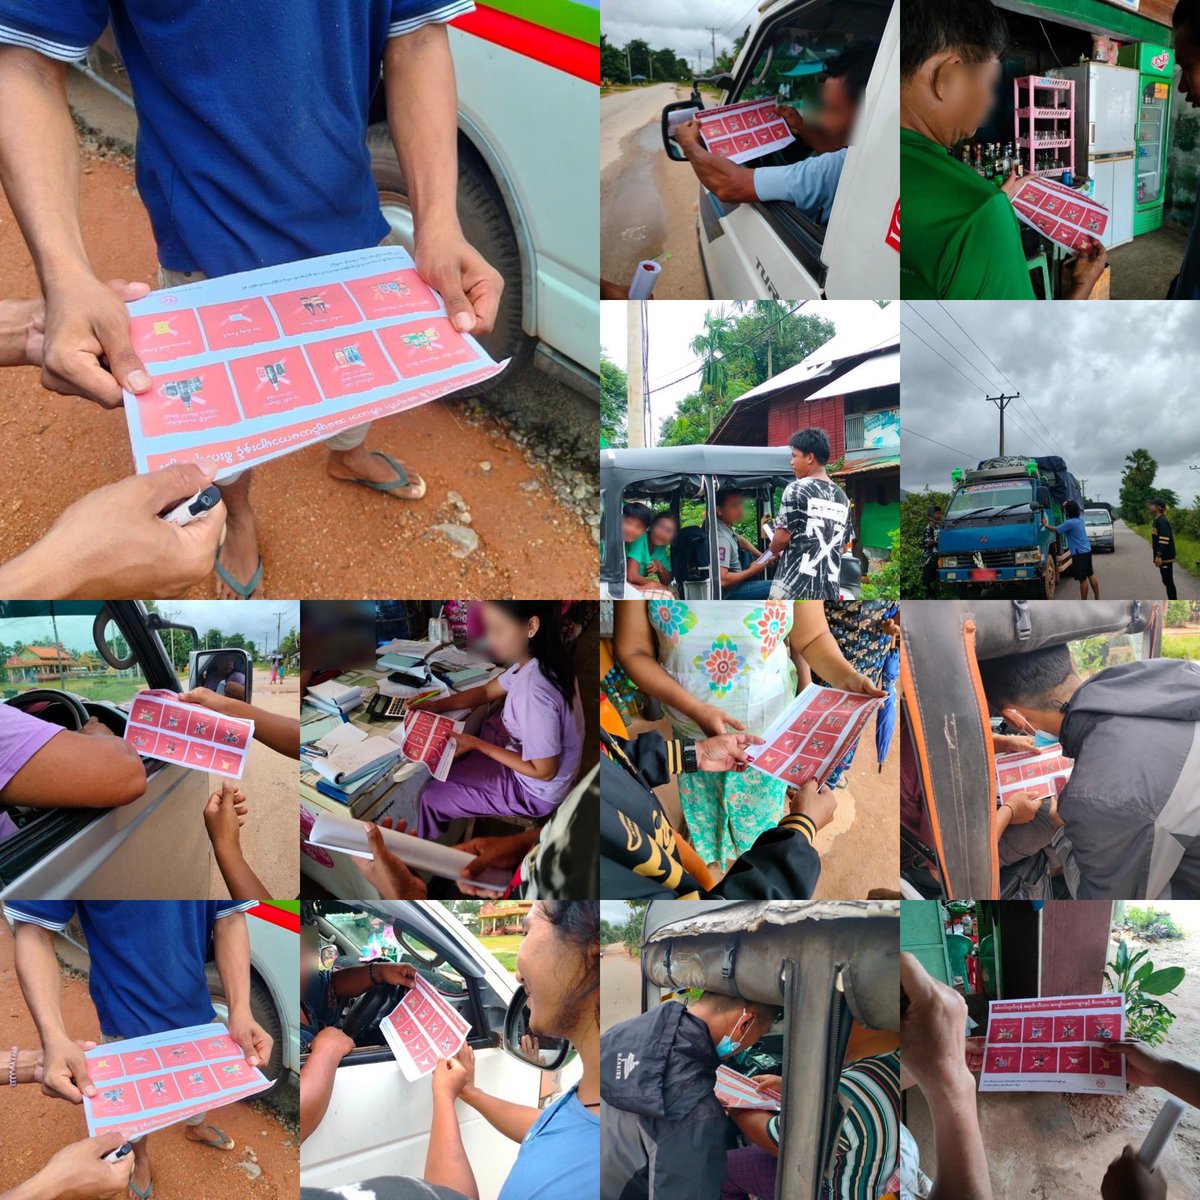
(1084, 512, 1111, 526)
(324, 910, 466, 990)
(946, 482, 1033, 517)
(0, 603, 149, 705)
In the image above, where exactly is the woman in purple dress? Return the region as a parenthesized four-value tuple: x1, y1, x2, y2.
(414, 602, 584, 839)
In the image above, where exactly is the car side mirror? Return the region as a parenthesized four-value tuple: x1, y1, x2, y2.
(189, 649, 253, 703)
(662, 100, 702, 161)
(503, 985, 574, 1071)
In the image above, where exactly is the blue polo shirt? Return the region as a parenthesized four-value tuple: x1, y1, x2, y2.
(1051, 516, 1091, 556)
(8, 901, 254, 1037)
(0, 0, 474, 276)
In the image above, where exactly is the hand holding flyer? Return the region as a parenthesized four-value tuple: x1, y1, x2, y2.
(1009, 176, 1109, 254)
(979, 993, 1125, 1095)
(714, 1065, 781, 1112)
(995, 743, 1073, 805)
(83, 1023, 270, 1139)
(396, 709, 462, 783)
(121, 246, 506, 480)
(381, 974, 473, 1081)
(745, 684, 883, 789)
(125, 690, 254, 779)
(697, 98, 795, 164)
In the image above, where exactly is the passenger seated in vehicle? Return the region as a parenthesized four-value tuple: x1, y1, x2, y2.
(411, 603, 585, 840)
(0, 702, 145, 834)
(706, 488, 774, 599)
(628, 511, 677, 593)
(299, 922, 418, 1142)
(623, 503, 674, 599)
(671, 44, 875, 222)
(199, 652, 248, 700)
(302, 902, 600, 1200)
(721, 1043, 900, 1200)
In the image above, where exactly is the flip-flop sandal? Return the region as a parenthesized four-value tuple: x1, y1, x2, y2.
(214, 548, 264, 599)
(129, 1179, 153, 1200)
(188, 1123, 235, 1151)
(337, 451, 426, 501)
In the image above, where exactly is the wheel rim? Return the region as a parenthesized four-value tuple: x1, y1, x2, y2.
(378, 192, 415, 251)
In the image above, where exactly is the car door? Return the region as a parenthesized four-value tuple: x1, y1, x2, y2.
(300, 905, 552, 1200)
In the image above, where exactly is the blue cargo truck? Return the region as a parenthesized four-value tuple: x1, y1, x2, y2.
(936, 456, 1083, 598)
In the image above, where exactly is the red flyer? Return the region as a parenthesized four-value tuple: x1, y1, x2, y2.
(745, 684, 883, 789)
(125, 690, 254, 780)
(380, 974, 473, 1081)
(714, 1065, 781, 1112)
(697, 97, 795, 164)
(1010, 177, 1109, 252)
(979, 994, 1125, 1094)
(995, 743, 1073, 804)
(83, 1022, 270, 1139)
(393, 709, 463, 782)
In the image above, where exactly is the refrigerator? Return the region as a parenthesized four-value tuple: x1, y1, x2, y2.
(1117, 42, 1174, 235)
(1050, 62, 1138, 248)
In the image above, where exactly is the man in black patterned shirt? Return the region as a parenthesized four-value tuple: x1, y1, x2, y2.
(768, 428, 851, 600)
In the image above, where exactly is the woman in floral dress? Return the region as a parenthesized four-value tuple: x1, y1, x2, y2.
(613, 599, 883, 874)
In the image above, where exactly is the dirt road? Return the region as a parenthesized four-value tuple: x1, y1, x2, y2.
(600, 84, 707, 298)
(600, 947, 644, 1031)
(1052, 519, 1200, 601)
(208, 668, 299, 899)
(0, 920, 298, 1200)
(0, 150, 597, 599)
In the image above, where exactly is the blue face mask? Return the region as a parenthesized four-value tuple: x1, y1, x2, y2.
(1034, 728, 1059, 747)
(716, 1012, 750, 1058)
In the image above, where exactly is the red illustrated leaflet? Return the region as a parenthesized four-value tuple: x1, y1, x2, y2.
(1010, 177, 1109, 252)
(381, 974, 472, 1081)
(125, 690, 254, 780)
(995, 743, 1073, 804)
(745, 684, 883, 790)
(979, 994, 1125, 1094)
(83, 1022, 270, 1139)
(697, 98, 795, 165)
(714, 1066, 781, 1112)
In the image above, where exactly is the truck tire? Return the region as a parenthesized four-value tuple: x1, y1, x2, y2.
(368, 125, 534, 395)
(206, 963, 285, 1095)
(1038, 555, 1058, 600)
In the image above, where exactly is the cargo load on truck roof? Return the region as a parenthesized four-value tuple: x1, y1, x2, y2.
(972, 455, 1082, 510)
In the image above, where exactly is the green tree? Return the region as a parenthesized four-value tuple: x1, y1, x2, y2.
(1118, 448, 1178, 524)
(202, 628, 224, 651)
(899, 488, 952, 598)
(600, 35, 629, 84)
(601, 353, 628, 447)
(625, 38, 653, 79)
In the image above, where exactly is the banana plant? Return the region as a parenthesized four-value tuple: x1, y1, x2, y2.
(1104, 938, 1187, 1046)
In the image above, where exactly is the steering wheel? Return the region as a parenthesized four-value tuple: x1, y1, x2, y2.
(6, 689, 90, 731)
(341, 984, 407, 1044)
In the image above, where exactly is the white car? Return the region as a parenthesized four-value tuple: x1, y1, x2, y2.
(663, 0, 899, 300)
(1084, 507, 1116, 553)
(300, 901, 580, 1199)
(0, 601, 255, 899)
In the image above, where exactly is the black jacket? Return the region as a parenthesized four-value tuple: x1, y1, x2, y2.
(600, 1002, 729, 1200)
(600, 732, 819, 900)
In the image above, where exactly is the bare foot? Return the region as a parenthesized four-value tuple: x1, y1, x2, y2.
(130, 1151, 152, 1195)
(214, 512, 263, 599)
(327, 446, 425, 501)
(184, 1122, 236, 1151)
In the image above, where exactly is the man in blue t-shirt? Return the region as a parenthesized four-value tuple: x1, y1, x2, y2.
(0, 1, 501, 598)
(10, 900, 270, 1199)
(1043, 499, 1099, 600)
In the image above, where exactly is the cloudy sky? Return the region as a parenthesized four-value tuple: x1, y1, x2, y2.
(900, 302, 1200, 509)
(601, 299, 891, 443)
(601, 0, 754, 72)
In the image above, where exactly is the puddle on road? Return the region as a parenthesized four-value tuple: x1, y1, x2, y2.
(601, 122, 668, 286)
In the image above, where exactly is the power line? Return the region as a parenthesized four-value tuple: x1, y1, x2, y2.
(904, 425, 984, 460)
(934, 302, 1020, 393)
(900, 319, 991, 395)
(902, 302, 997, 393)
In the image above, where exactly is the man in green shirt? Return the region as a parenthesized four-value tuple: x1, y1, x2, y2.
(900, 0, 1106, 300)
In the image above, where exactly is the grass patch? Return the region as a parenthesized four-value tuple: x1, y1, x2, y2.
(476, 931, 525, 974)
(1, 676, 148, 702)
(1163, 632, 1200, 661)
(1128, 523, 1200, 578)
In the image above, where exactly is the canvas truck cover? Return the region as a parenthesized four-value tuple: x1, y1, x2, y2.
(973, 455, 1082, 509)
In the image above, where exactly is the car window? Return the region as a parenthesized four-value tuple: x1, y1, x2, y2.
(0, 605, 149, 705)
(1070, 634, 1149, 676)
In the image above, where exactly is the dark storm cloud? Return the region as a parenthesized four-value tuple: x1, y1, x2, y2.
(900, 302, 1200, 509)
(601, 0, 750, 67)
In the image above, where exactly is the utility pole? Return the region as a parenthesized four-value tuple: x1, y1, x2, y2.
(708, 26, 717, 67)
(625, 46, 632, 82)
(698, 48, 704, 74)
(272, 609, 287, 655)
(984, 393, 1020, 456)
(1078, 478, 1089, 502)
(627, 301, 645, 448)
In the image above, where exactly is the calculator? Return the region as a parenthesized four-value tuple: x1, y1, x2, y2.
(367, 693, 408, 719)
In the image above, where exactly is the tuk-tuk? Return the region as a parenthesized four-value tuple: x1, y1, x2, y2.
(900, 599, 1164, 901)
(634, 898, 899, 1200)
(600, 444, 861, 600)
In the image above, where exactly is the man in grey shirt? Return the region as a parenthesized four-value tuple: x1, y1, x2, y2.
(706, 488, 774, 599)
